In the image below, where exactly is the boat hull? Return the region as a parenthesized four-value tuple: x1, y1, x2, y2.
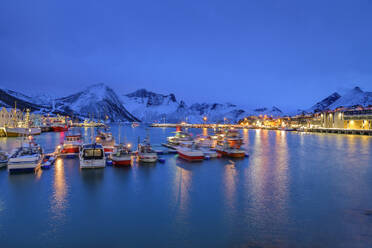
(139, 158, 158, 163)
(60, 146, 80, 155)
(4, 127, 41, 137)
(177, 150, 204, 162)
(138, 153, 158, 163)
(103, 147, 114, 154)
(8, 159, 42, 173)
(80, 159, 106, 169)
(216, 149, 245, 158)
(111, 156, 132, 166)
(51, 126, 69, 132)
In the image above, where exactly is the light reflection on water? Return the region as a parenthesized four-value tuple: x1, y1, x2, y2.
(52, 158, 67, 218)
(172, 163, 192, 223)
(0, 126, 371, 247)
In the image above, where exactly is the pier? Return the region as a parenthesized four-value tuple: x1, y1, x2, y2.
(151, 123, 372, 136)
(150, 123, 246, 129)
(304, 127, 372, 136)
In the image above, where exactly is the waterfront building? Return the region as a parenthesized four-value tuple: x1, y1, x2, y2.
(320, 107, 372, 130)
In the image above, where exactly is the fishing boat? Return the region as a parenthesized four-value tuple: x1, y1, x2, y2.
(215, 141, 246, 158)
(224, 129, 243, 148)
(95, 130, 115, 154)
(7, 137, 43, 173)
(177, 142, 204, 162)
(56, 133, 83, 157)
(0, 150, 9, 168)
(194, 135, 215, 148)
(111, 144, 132, 166)
(2, 107, 42, 137)
(51, 123, 69, 132)
(79, 144, 106, 169)
(3, 127, 42, 137)
(165, 130, 193, 149)
(137, 136, 158, 163)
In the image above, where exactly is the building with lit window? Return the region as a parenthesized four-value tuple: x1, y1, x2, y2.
(321, 108, 372, 130)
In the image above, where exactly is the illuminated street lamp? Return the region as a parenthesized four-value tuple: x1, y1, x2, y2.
(203, 116, 207, 124)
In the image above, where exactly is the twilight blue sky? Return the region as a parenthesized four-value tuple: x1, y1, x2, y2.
(0, 0, 371, 110)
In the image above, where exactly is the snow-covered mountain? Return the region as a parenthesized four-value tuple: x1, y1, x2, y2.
(122, 89, 181, 123)
(2, 83, 370, 123)
(306, 86, 372, 113)
(328, 87, 372, 109)
(0, 84, 139, 121)
(54, 83, 139, 121)
(307, 92, 341, 113)
(0, 88, 48, 111)
(121, 88, 283, 123)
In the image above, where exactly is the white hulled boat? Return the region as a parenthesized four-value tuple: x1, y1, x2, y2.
(137, 136, 158, 163)
(3, 127, 41, 137)
(165, 130, 193, 149)
(79, 144, 106, 169)
(3, 109, 41, 137)
(194, 135, 215, 148)
(8, 138, 43, 173)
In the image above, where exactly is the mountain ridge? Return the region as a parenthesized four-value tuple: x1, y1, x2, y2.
(0, 84, 370, 123)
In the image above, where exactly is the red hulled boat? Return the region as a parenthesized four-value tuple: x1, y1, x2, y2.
(51, 123, 69, 132)
(111, 144, 132, 166)
(216, 141, 246, 158)
(57, 133, 83, 156)
(177, 142, 204, 162)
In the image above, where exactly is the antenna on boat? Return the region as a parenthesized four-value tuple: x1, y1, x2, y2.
(91, 126, 94, 144)
(118, 122, 121, 145)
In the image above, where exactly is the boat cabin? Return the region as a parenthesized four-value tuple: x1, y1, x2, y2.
(81, 144, 104, 160)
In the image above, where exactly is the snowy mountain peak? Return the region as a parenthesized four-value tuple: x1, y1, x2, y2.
(54, 84, 139, 121)
(82, 83, 114, 100)
(328, 86, 372, 109)
(304, 86, 372, 113)
(253, 106, 282, 115)
(308, 92, 341, 113)
(125, 89, 178, 107)
(271, 106, 283, 113)
(126, 89, 157, 98)
(352, 86, 363, 93)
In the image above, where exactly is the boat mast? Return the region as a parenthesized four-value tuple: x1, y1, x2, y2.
(118, 122, 121, 145)
(13, 101, 17, 127)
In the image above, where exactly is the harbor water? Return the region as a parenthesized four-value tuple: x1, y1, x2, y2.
(0, 125, 372, 247)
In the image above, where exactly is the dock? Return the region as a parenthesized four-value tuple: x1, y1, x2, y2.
(150, 123, 247, 129)
(303, 127, 372, 136)
(151, 123, 372, 136)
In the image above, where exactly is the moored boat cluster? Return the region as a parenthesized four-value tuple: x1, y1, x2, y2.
(163, 126, 248, 161)
(1, 124, 249, 174)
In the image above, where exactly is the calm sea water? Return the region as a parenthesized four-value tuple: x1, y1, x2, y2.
(0, 125, 372, 248)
